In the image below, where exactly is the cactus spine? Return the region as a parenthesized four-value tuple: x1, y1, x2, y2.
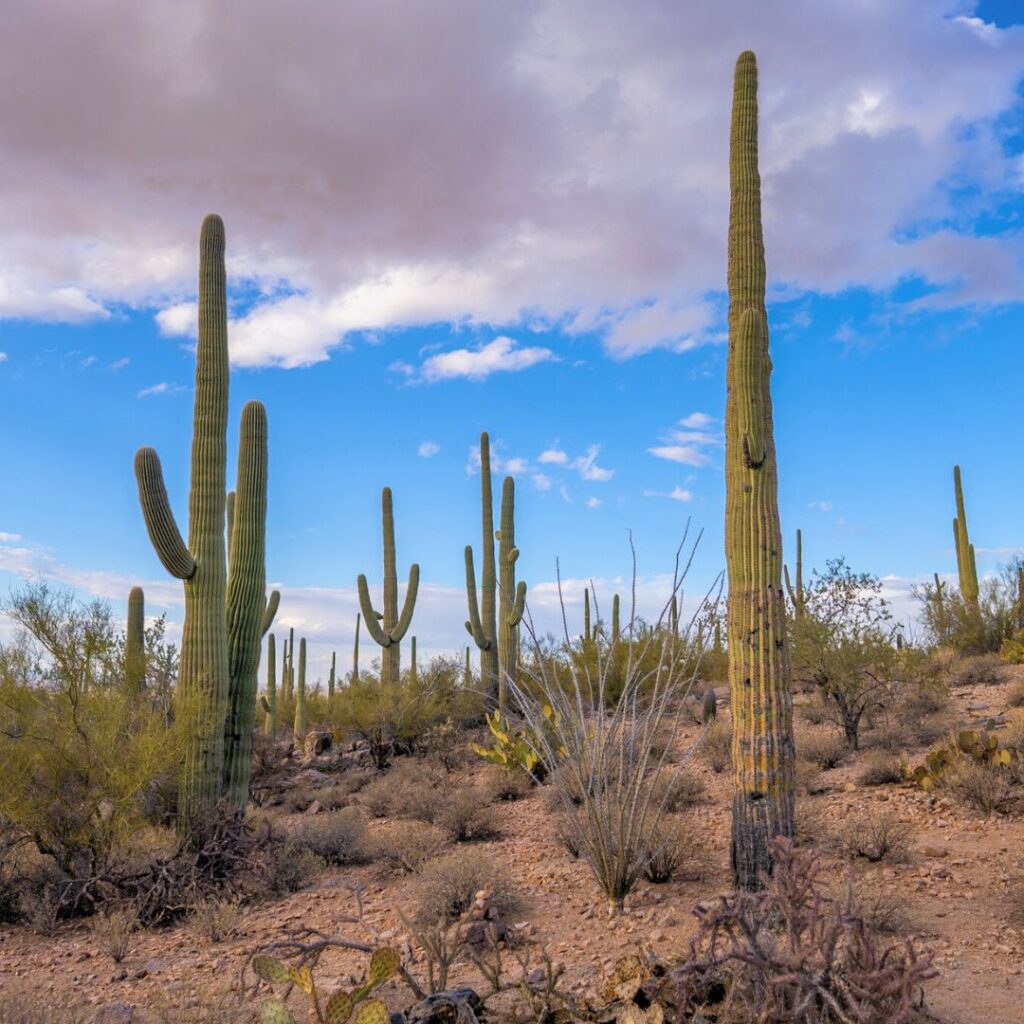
(496, 476, 527, 709)
(953, 465, 979, 610)
(352, 613, 361, 682)
(294, 637, 307, 738)
(465, 432, 500, 701)
(125, 586, 146, 694)
(611, 593, 620, 643)
(328, 652, 336, 699)
(783, 528, 805, 620)
(264, 633, 277, 736)
(134, 215, 278, 822)
(724, 52, 796, 889)
(358, 488, 419, 686)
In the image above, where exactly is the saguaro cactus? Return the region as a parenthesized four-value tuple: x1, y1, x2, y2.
(465, 432, 500, 700)
(358, 488, 419, 685)
(328, 652, 336, 698)
(410, 636, 418, 684)
(125, 586, 146, 694)
(352, 613, 361, 682)
(953, 466, 980, 611)
(611, 593, 621, 643)
(670, 594, 679, 636)
(264, 633, 278, 736)
(284, 627, 295, 701)
(583, 588, 592, 644)
(783, 529, 806, 620)
(464, 646, 472, 686)
(294, 637, 307, 738)
(723, 52, 796, 889)
(496, 476, 527, 708)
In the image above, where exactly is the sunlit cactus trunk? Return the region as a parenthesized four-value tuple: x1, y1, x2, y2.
(328, 651, 336, 698)
(611, 593, 620, 643)
(358, 487, 419, 686)
(783, 528, 805, 620)
(953, 465, 979, 611)
(465, 432, 500, 701)
(724, 51, 796, 890)
(496, 477, 526, 710)
(352, 613, 361, 682)
(264, 633, 277, 736)
(125, 586, 146, 694)
(294, 637, 307, 738)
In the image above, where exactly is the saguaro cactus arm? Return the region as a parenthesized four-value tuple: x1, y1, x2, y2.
(134, 448, 196, 580)
(357, 575, 393, 647)
(464, 546, 491, 648)
(261, 590, 280, 637)
(390, 563, 420, 642)
(125, 586, 146, 693)
(226, 490, 236, 557)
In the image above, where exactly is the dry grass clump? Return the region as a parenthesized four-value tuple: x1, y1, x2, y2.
(858, 751, 905, 787)
(359, 761, 447, 821)
(374, 821, 448, 874)
(798, 729, 847, 770)
(943, 760, 1014, 816)
(1007, 681, 1024, 708)
(291, 808, 372, 865)
(434, 790, 499, 843)
(92, 904, 138, 963)
(413, 849, 516, 923)
(0, 991, 86, 1024)
(948, 653, 1007, 688)
(478, 765, 533, 803)
(840, 811, 911, 863)
(643, 821, 706, 884)
(261, 839, 324, 894)
(189, 896, 241, 944)
(699, 719, 732, 773)
(652, 771, 707, 811)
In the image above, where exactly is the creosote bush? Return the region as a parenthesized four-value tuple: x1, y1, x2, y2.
(373, 821, 447, 874)
(798, 728, 848, 770)
(413, 849, 515, 923)
(699, 718, 732, 773)
(93, 904, 138, 963)
(291, 808, 371, 865)
(840, 811, 911, 863)
(189, 896, 241, 944)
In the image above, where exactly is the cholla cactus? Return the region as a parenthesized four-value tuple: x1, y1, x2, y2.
(251, 945, 398, 1024)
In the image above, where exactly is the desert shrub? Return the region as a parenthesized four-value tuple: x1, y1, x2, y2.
(943, 759, 1015, 816)
(948, 653, 1006, 688)
(373, 821, 447, 874)
(1005, 710, 1024, 755)
(413, 849, 515, 923)
(92, 904, 138, 962)
(422, 718, 468, 772)
(699, 719, 732, 773)
(643, 822, 705, 884)
(858, 751, 904, 787)
(261, 838, 324, 895)
(1007, 681, 1024, 708)
(840, 811, 910, 863)
(189, 896, 241, 943)
(282, 785, 318, 814)
(652, 771, 707, 811)
(478, 765, 533, 802)
(661, 838, 937, 1023)
(359, 762, 447, 822)
(0, 992, 86, 1024)
(793, 797, 831, 848)
(434, 791, 498, 843)
(798, 729, 847, 770)
(557, 820, 580, 859)
(291, 808, 371, 865)
(797, 702, 829, 727)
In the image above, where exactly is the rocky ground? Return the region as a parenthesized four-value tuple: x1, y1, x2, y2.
(2, 666, 1023, 1024)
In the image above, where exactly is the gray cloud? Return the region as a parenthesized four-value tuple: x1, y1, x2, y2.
(1, 1, 1021, 364)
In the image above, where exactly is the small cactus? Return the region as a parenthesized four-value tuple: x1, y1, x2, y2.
(702, 689, 717, 723)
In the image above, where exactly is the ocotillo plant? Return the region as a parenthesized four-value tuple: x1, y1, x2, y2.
(953, 465, 980, 610)
(134, 214, 277, 823)
(358, 487, 419, 685)
(496, 476, 527, 708)
(294, 637, 307, 738)
(264, 633, 277, 736)
(352, 612, 361, 682)
(125, 586, 146, 694)
(465, 431, 500, 699)
(723, 51, 796, 889)
(328, 652, 336, 699)
(783, 528, 806, 620)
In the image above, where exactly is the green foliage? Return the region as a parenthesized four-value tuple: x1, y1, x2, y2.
(902, 728, 1016, 792)
(471, 707, 558, 780)
(252, 945, 397, 1024)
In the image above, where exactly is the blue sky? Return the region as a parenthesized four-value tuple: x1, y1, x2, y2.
(1, 1, 1022, 677)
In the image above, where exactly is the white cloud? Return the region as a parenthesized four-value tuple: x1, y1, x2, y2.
(0, 2, 1019, 364)
(807, 500, 833, 512)
(647, 445, 712, 467)
(573, 444, 614, 482)
(559, 485, 572, 504)
(679, 412, 711, 429)
(107, 357, 130, 370)
(0, 532, 23, 542)
(586, 496, 602, 508)
(643, 486, 693, 502)
(503, 457, 529, 475)
(137, 382, 187, 398)
(418, 440, 441, 458)
(156, 302, 198, 338)
(532, 473, 552, 491)
(420, 336, 555, 382)
(0, 352, 8, 363)
(538, 448, 569, 465)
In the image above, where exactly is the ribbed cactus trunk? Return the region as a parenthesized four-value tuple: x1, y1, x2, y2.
(125, 586, 146, 694)
(670, 594, 679, 636)
(135, 215, 229, 826)
(284, 628, 294, 701)
(410, 636, 418, 685)
(358, 488, 419, 687)
(783, 528, 805, 620)
(264, 633, 277, 736)
(724, 51, 796, 890)
(611, 593, 620, 643)
(222, 402, 276, 807)
(584, 588, 592, 643)
(953, 466, 980, 611)
(328, 652, 336, 698)
(352, 613, 361, 682)
(497, 477, 526, 710)
(464, 646, 471, 686)
(294, 637, 307, 738)
(465, 432, 500, 701)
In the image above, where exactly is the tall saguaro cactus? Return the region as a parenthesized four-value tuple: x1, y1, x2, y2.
(724, 52, 796, 889)
(264, 633, 278, 736)
(125, 586, 146, 694)
(465, 432, 500, 700)
(328, 652, 336, 698)
(783, 528, 806, 620)
(134, 215, 278, 820)
(352, 613, 361, 682)
(294, 637, 307, 738)
(358, 488, 419, 685)
(953, 466, 980, 611)
(583, 588, 592, 644)
(496, 476, 527, 708)
(611, 593, 621, 643)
